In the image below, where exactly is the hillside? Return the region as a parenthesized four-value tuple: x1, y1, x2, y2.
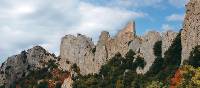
(1, 0, 200, 88)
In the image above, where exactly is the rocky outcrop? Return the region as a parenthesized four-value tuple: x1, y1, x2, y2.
(0, 63, 6, 86)
(93, 21, 136, 73)
(61, 75, 73, 88)
(93, 31, 110, 73)
(60, 21, 136, 74)
(59, 34, 96, 75)
(2, 0, 200, 86)
(140, 32, 162, 73)
(162, 31, 178, 57)
(60, 21, 163, 74)
(0, 46, 57, 87)
(129, 31, 162, 73)
(181, 0, 200, 63)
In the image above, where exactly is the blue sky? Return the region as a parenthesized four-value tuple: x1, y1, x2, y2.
(0, 0, 189, 63)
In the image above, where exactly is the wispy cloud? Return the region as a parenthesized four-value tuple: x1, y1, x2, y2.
(168, 0, 189, 8)
(84, 0, 164, 9)
(166, 14, 185, 22)
(0, 0, 187, 63)
(67, 2, 147, 39)
(0, 0, 147, 63)
(161, 24, 175, 32)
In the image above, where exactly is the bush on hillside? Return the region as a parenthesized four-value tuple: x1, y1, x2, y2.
(188, 45, 200, 68)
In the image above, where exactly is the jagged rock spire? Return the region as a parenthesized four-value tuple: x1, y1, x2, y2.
(117, 21, 136, 39)
(123, 21, 136, 36)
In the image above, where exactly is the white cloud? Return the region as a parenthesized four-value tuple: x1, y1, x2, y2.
(166, 14, 185, 22)
(67, 2, 147, 40)
(12, 4, 35, 15)
(85, 0, 164, 9)
(0, 0, 146, 63)
(168, 0, 189, 8)
(161, 24, 174, 32)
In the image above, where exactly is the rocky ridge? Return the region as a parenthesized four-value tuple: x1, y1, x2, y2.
(0, 46, 58, 87)
(0, 22, 183, 88)
(0, 21, 179, 87)
(59, 21, 177, 74)
(1, 0, 200, 87)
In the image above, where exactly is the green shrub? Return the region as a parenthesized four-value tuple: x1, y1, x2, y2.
(71, 63, 80, 74)
(188, 45, 200, 68)
(147, 41, 164, 76)
(73, 50, 147, 88)
(0, 85, 5, 88)
(47, 59, 58, 69)
(37, 82, 48, 88)
(159, 32, 182, 81)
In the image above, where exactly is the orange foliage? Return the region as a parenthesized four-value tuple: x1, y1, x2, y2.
(50, 68, 71, 83)
(48, 80, 56, 88)
(16, 84, 20, 88)
(170, 69, 183, 88)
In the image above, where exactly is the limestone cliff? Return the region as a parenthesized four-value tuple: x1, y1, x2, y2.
(162, 31, 178, 57)
(59, 34, 96, 75)
(0, 20, 181, 87)
(60, 21, 136, 74)
(60, 21, 166, 74)
(0, 46, 57, 87)
(181, 0, 200, 63)
(129, 31, 162, 73)
(2, 0, 200, 86)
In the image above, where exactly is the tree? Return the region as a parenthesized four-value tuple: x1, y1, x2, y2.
(47, 59, 58, 69)
(125, 49, 136, 60)
(153, 41, 162, 57)
(71, 63, 80, 74)
(73, 50, 147, 88)
(135, 56, 146, 69)
(116, 80, 123, 88)
(188, 45, 200, 68)
(146, 81, 166, 88)
(159, 32, 182, 81)
(37, 82, 48, 88)
(147, 41, 164, 77)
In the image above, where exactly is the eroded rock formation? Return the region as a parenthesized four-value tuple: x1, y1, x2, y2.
(1, 0, 200, 86)
(0, 46, 57, 87)
(130, 31, 162, 73)
(59, 34, 96, 75)
(60, 21, 170, 74)
(181, 0, 200, 63)
(162, 31, 178, 57)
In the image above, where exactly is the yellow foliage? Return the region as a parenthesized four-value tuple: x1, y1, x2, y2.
(191, 68, 200, 86)
(116, 80, 123, 88)
(177, 65, 200, 87)
(146, 81, 166, 88)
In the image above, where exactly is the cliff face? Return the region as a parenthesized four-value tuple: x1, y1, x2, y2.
(181, 0, 200, 63)
(2, 0, 200, 86)
(59, 34, 96, 75)
(0, 46, 57, 87)
(0, 21, 180, 87)
(135, 31, 162, 73)
(60, 21, 176, 74)
(60, 21, 137, 74)
(162, 31, 178, 57)
(93, 21, 136, 73)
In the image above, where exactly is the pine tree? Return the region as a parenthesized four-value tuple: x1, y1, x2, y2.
(188, 45, 200, 68)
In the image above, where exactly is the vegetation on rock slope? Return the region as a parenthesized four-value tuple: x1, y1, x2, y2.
(2, 31, 200, 88)
(7, 60, 70, 88)
(72, 32, 191, 88)
(73, 50, 146, 88)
